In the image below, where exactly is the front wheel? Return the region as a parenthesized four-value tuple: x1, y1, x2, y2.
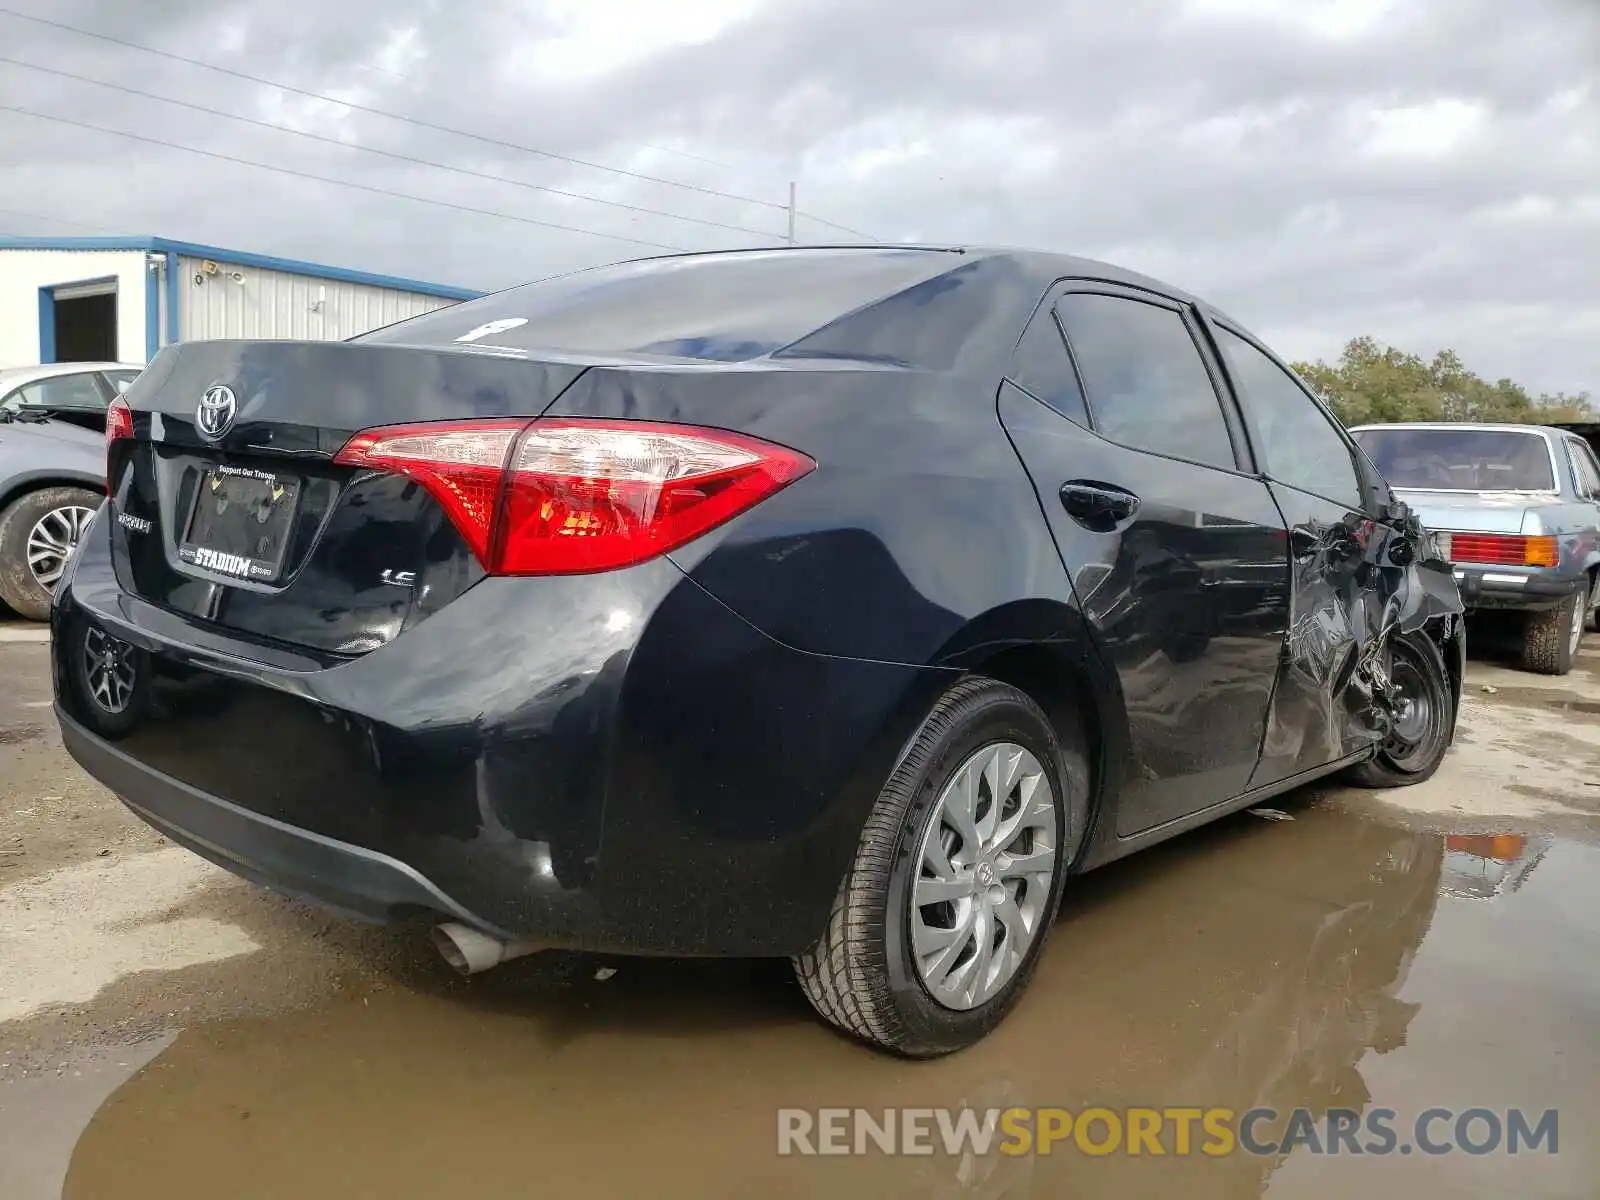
(1344, 631, 1454, 788)
(793, 677, 1086, 1057)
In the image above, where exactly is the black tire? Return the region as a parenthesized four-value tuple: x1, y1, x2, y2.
(1345, 631, 1453, 789)
(0, 486, 102, 620)
(1519, 590, 1584, 676)
(1586, 571, 1599, 635)
(792, 677, 1087, 1057)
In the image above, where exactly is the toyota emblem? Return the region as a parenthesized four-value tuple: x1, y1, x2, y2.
(196, 384, 237, 440)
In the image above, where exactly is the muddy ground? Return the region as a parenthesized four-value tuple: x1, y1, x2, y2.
(1, 620, 1597, 1199)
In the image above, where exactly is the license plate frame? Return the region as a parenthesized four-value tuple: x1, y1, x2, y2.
(178, 464, 302, 583)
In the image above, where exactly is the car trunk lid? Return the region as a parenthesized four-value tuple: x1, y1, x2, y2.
(1393, 488, 1550, 535)
(109, 340, 590, 656)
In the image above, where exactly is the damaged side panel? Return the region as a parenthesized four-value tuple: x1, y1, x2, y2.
(1336, 510, 1463, 744)
(1251, 488, 1464, 790)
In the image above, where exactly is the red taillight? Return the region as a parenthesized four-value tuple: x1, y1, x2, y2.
(334, 420, 521, 566)
(333, 418, 815, 575)
(105, 397, 134, 494)
(1444, 532, 1558, 568)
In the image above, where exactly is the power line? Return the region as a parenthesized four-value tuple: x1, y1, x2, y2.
(0, 104, 691, 252)
(0, 6, 876, 242)
(642, 144, 748, 173)
(795, 208, 875, 241)
(0, 206, 120, 233)
(634, 143, 877, 239)
(1, 7, 779, 211)
(0, 56, 785, 242)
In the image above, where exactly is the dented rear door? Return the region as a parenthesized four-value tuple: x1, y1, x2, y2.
(1250, 484, 1377, 784)
(1205, 320, 1448, 788)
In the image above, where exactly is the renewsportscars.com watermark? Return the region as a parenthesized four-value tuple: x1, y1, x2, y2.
(777, 1106, 1559, 1158)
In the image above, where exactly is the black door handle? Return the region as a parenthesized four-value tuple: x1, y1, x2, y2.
(1060, 481, 1140, 532)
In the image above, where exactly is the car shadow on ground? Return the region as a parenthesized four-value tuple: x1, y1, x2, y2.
(362, 800, 1293, 1044)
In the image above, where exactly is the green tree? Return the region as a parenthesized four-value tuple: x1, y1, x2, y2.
(1291, 337, 1593, 426)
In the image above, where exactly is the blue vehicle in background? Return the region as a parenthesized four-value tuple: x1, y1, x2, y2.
(1351, 422, 1600, 675)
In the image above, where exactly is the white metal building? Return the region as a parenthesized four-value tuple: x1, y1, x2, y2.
(0, 236, 481, 369)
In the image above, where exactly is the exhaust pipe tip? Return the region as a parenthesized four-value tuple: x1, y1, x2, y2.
(432, 922, 544, 976)
(432, 922, 507, 975)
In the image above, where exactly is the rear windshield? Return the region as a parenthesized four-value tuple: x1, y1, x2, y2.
(358, 249, 962, 361)
(1351, 427, 1556, 491)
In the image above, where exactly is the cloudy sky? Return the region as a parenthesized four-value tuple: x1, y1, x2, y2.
(1, 0, 1596, 392)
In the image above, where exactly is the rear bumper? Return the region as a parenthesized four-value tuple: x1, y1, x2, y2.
(1450, 565, 1586, 613)
(58, 704, 506, 934)
(53, 513, 951, 956)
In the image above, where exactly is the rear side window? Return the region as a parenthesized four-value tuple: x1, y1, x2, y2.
(358, 248, 963, 362)
(7, 372, 106, 412)
(104, 369, 140, 395)
(1567, 440, 1600, 497)
(1215, 328, 1362, 509)
(1007, 304, 1089, 425)
(1055, 293, 1236, 470)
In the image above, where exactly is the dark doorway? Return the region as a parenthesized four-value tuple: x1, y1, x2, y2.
(54, 292, 118, 362)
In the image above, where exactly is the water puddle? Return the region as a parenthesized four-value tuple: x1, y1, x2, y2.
(3, 803, 1588, 1199)
(0, 1037, 173, 1200)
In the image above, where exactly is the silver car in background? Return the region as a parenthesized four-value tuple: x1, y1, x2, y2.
(0, 408, 105, 620)
(1350, 422, 1600, 675)
(0, 362, 143, 431)
(0, 363, 137, 619)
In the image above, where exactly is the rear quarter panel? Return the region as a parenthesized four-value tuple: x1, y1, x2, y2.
(1534, 499, 1600, 578)
(547, 360, 1131, 887)
(547, 363, 1087, 667)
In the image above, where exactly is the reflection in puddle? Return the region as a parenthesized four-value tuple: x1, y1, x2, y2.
(1441, 833, 1550, 898)
(0, 1036, 173, 1200)
(41, 805, 1600, 1199)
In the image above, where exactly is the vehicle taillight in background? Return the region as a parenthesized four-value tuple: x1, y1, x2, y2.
(334, 418, 814, 575)
(105, 397, 134, 495)
(1438, 532, 1558, 568)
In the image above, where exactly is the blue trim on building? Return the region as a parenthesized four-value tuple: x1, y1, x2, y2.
(0, 236, 484, 300)
(163, 251, 179, 347)
(144, 260, 160, 361)
(37, 287, 55, 363)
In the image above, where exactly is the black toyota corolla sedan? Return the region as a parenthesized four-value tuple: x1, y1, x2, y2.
(52, 246, 1464, 1056)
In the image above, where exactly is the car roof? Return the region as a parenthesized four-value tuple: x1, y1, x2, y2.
(383, 244, 1253, 372)
(1348, 422, 1567, 438)
(966, 244, 1230, 314)
(0, 362, 142, 387)
(595, 244, 1243, 324)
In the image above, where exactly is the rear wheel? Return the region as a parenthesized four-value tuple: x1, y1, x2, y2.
(793, 677, 1085, 1057)
(1345, 631, 1453, 788)
(1520, 589, 1584, 676)
(66, 620, 149, 739)
(0, 486, 101, 620)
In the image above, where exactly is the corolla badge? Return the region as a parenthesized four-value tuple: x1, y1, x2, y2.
(196, 384, 237, 440)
